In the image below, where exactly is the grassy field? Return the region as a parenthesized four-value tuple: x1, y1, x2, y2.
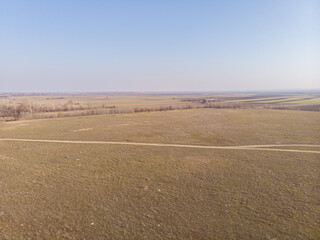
(1, 108, 319, 145)
(0, 108, 320, 239)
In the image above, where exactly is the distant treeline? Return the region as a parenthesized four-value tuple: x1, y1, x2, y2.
(0, 101, 115, 121)
(0, 101, 195, 121)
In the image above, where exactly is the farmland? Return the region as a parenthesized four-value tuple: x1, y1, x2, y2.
(0, 105, 319, 239)
(1, 91, 320, 121)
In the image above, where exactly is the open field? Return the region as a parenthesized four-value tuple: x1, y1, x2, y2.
(2, 0, 319, 239)
(0, 108, 319, 239)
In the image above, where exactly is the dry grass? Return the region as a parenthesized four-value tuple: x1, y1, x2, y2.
(0, 108, 319, 239)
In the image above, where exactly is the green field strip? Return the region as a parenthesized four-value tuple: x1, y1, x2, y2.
(224, 95, 317, 104)
(224, 96, 290, 103)
(279, 98, 320, 105)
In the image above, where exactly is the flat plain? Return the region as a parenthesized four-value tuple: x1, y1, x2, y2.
(1, 92, 319, 121)
(0, 106, 320, 239)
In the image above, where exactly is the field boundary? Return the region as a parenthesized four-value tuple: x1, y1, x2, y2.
(1, 138, 320, 154)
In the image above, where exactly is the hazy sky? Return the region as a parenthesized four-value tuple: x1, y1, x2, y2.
(1, 0, 319, 92)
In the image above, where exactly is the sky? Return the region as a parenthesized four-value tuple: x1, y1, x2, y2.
(0, 0, 319, 92)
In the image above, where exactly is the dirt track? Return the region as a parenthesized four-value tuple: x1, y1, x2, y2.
(1, 138, 320, 154)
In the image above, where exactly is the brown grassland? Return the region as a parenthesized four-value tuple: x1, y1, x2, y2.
(0, 101, 320, 239)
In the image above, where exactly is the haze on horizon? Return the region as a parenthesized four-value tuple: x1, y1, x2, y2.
(1, 0, 319, 93)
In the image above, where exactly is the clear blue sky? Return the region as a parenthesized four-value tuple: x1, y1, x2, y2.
(1, 0, 319, 92)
